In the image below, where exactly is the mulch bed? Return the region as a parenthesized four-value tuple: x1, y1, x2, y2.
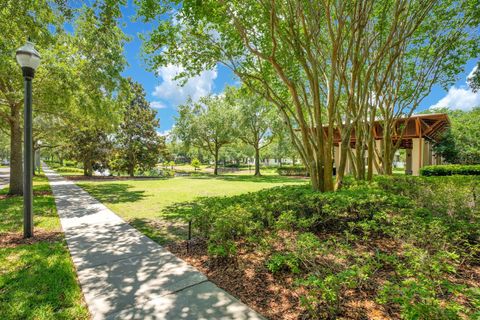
(0, 230, 63, 248)
(167, 239, 306, 320)
(0, 190, 52, 200)
(167, 237, 478, 320)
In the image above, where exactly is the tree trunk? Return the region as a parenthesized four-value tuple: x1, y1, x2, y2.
(8, 107, 23, 195)
(254, 147, 261, 176)
(128, 164, 135, 177)
(335, 132, 351, 190)
(32, 149, 36, 176)
(213, 148, 219, 175)
(367, 137, 374, 181)
(84, 160, 93, 176)
(383, 130, 393, 175)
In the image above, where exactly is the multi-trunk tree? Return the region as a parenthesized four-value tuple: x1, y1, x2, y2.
(138, 0, 480, 191)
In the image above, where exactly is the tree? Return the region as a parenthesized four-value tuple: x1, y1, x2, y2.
(0, 1, 127, 194)
(113, 79, 165, 177)
(0, 0, 63, 194)
(138, 0, 480, 191)
(264, 125, 299, 166)
(174, 95, 238, 175)
(226, 86, 278, 176)
(191, 158, 201, 171)
(433, 107, 480, 164)
(67, 126, 113, 176)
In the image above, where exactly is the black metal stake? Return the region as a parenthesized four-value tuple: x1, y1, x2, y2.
(187, 220, 192, 253)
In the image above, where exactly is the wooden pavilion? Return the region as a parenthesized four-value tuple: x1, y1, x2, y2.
(332, 113, 450, 176)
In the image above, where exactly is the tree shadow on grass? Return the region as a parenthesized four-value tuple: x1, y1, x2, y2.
(129, 217, 188, 245)
(0, 190, 57, 233)
(76, 183, 147, 204)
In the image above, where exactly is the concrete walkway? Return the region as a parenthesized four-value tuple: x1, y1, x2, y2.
(44, 167, 262, 320)
(0, 167, 9, 190)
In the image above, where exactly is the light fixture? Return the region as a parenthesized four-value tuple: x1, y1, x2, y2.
(16, 41, 41, 79)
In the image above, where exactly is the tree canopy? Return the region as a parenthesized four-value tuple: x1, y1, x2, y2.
(137, 0, 480, 191)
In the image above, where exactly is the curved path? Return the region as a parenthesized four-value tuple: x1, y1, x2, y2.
(44, 166, 262, 320)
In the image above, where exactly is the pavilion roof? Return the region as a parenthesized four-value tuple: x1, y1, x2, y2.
(329, 113, 450, 148)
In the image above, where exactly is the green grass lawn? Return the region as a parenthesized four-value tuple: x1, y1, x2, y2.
(77, 174, 307, 244)
(0, 175, 89, 320)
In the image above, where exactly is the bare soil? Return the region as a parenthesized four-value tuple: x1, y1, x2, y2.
(0, 230, 63, 248)
(167, 237, 478, 320)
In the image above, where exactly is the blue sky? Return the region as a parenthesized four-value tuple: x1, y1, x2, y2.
(117, 2, 479, 134)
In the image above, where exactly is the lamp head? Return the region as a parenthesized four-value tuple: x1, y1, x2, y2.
(16, 41, 41, 79)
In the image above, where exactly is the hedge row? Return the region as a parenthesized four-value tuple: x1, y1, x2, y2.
(277, 166, 309, 176)
(420, 164, 480, 176)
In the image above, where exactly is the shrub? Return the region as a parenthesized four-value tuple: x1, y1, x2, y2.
(190, 158, 201, 171)
(277, 165, 309, 176)
(164, 175, 479, 318)
(63, 160, 77, 167)
(420, 164, 480, 176)
(267, 253, 301, 274)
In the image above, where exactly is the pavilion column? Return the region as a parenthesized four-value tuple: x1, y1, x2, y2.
(412, 138, 424, 176)
(405, 148, 413, 175)
(423, 140, 432, 166)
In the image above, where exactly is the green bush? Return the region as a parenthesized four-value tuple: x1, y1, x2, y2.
(277, 165, 309, 176)
(267, 253, 301, 274)
(63, 160, 77, 167)
(165, 175, 479, 318)
(190, 158, 201, 171)
(420, 164, 480, 176)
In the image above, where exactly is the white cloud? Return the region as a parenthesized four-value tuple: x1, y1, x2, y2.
(150, 101, 167, 109)
(157, 129, 171, 137)
(152, 64, 217, 107)
(430, 66, 480, 111)
(467, 65, 478, 80)
(430, 87, 480, 111)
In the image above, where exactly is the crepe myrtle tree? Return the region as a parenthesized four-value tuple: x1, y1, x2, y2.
(137, 0, 480, 191)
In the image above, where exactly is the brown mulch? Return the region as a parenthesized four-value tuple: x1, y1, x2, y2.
(167, 239, 305, 320)
(0, 230, 63, 248)
(0, 190, 52, 200)
(167, 236, 478, 320)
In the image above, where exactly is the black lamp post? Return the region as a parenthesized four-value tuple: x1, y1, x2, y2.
(16, 40, 41, 238)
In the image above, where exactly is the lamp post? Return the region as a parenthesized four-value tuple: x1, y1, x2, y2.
(16, 40, 41, 238)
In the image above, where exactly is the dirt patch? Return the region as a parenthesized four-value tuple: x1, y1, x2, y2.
(0, 230, 63, 248)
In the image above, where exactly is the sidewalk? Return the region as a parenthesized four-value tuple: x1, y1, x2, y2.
(44, 167, 262, 320)
(0, 167, 8, 189)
